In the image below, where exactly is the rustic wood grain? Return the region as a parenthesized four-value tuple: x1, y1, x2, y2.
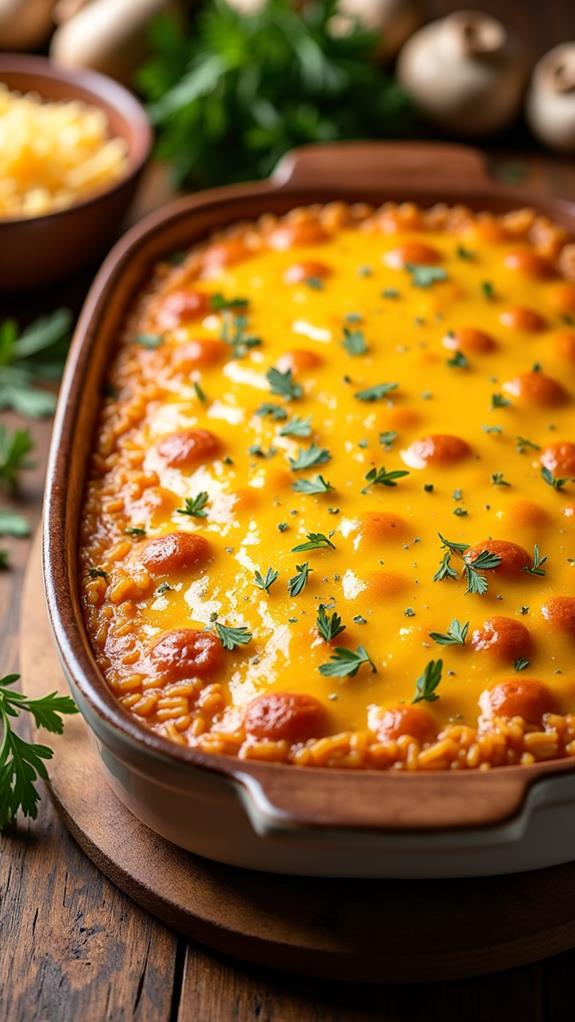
(2, 58, 575, 1014)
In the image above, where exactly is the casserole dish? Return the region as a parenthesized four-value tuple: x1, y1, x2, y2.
(44, 141, 575, 877)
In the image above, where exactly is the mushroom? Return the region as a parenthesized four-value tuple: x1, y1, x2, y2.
(329, 0, 423, 61)
(0, 0, 56, 50)
(50, 0, 181, 86)
(397, 9, 527, 135)
(527, 43, 575, 153)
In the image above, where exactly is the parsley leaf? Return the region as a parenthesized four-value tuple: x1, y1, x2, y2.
(514, 658, 530, 672)
(362, 465, 409, 492)
(124, 526, 147, 537)
(220, 313, 261, 358)
(254, 567, 279, 593)
(292, 474, 333, 494)
(492, 393, 511, 409)
(291, 532, 335, 552)
(522, 544, 548, 577)
(318, 645, 376, 678)
(0, 426, 34, 489)
(541, 466, 569, 491)
(135, 333, 163, 349)
(316, 605, 345, 642)
(481, 281, 495, 300)
(516, 436, 540, 454)
(215, 622, 252, 650)
(491, 472, 511, 487)
(446, 350, 469, 369)
(342, 326, 367, 356)
(463, 550, 502, 595)
(289, 444, 331, 471)
(406, 264, 448, 288)
(412, 659, 443, 703)
(256, 402, 288, 421)
(288, 562, 312, 596)
(266, 366, 302, 400)
(429, 619, 469, 646)
(279, 416, 312, 437)
(354, 382, 398, 402)
(210, 293, 248, 311)
(0, 673, 78, 829)
(438, 533, 469, 555)
(177, 492, 209, 518)
(433, 552, 458, 582)
(379, 431, 398, 449)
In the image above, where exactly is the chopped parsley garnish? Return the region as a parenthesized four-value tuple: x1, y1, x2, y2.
(541, 466, 568, 491)
(288, 562, 312, 596)
(135, 332, 163, 349)
(156, 582, 173, 595)
(318, 645, 376, 678)
(249, 444, 277, 459)
(354, 382, 398, 402)
(463, 550, 502, 595)
(481, 280, 495, 300)
(379, 431, 398, 449)
(446, 350, 469, 369)
(522, 544, 548, 577)
(210, 292, 248, 311)
(305, 277, 324, 290)
(279, 416, 312, 438)
(362, 466, 409, 492)
(453, 507, 468, 516)
(456, 244, 476, 261)
(514, 658, 530, 672)
(177, 492, 209, 518)
(412, 659, 443, 703)
(382, 288, 400, 299)
(482, 425, 503, 434)
(492, 393, 511, 409)
(342, 327, 367, 356)
(215, 622, 252, 650)
(221, 313, 261, 358)
(256, 402, 288, 421)
(429, 619, 469, 646)
(316, 605, 345, 642)
(124, 526, 146, 537)
(406, 264, 448, 289)
(266, 367, 302, 400)
(193, 381, 207, 403)
(292, 474, 333, 494)
(254, 567, 279, 593)
(438, 534, 469, 555)
(88, 567, 107, 581)
(434, 551, 456, 581)
(289, 444, 331, 471)
(491, 473, 511, 487)
(291, 532, 335, 552)
(516, 436, 540, 454)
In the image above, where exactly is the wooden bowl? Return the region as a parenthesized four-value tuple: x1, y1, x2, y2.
(43, 142, 575, 877)
(0, 55, 152, 290)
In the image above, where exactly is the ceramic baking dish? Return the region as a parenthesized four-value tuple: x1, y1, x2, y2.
(43, 141, 575, 878)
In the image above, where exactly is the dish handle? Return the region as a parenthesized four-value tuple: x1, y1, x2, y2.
(272, 140, 490, 192)
(233, 763, 557, 835)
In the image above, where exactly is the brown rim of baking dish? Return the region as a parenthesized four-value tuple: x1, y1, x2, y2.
(0, 54, 152, 225)
(43, 141, 575, 835)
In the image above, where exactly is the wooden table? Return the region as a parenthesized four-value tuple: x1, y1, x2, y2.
(2, 0, 575, 1009)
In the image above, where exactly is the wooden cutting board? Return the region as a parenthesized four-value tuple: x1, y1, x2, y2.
(20, 530, 575, 983)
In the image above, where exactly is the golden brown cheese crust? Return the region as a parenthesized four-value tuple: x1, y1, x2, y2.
(80, 201, 575, 771)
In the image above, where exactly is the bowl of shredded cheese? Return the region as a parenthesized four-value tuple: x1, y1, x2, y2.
(0, 55, 152, 289)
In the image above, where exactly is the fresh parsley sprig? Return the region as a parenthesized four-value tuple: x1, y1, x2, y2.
(354, 382, 398, 402)
(463, 550, 502, 595)
(406, 264, 448, 289)
(267, 367, 302, 400)
(316, 605, 345, 642)
(0, 309, 72, 418)
(541, 466, 569, 491)
(254, 567, 279, 593)
(0, 426, 34, 489)
(362, 465, 409, 492)
(342, 327, 367, 356)
(318, 645, 376, 678)
(0, 673, 78, 829)
(412, 659, 443, 703)
(429, 619, 469, 646)
(291, 532, 335, 552)
(279, 416, 312, 437)
(177, 492, 209, 518)
(288, 562, 312, 596)
(215, 622, 252, 650)
(522, 544, 548, 577)
(289, 445, 331, 471)
(292, 474, 333, 494)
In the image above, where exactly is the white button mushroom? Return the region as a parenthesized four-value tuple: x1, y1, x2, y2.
(397, 10, 527, 136)
(527, 43, 575, 154)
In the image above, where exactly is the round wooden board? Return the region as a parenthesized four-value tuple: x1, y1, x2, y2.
(20, 532, 575, 984)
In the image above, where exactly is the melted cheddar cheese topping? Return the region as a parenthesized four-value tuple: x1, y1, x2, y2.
(80, 202, 575, 770)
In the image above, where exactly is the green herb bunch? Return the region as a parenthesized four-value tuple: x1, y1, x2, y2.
(137, 0, 413, 187)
